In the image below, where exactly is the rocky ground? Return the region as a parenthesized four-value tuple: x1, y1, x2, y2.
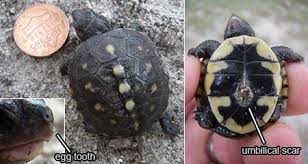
(186, 0, 308, 163)
(0, 0, 184, 163)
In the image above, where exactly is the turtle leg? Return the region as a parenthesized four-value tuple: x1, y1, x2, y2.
(191, 41, 220, 119)
(224, 14, 255, 39)
(188, 40, 220, 109)
(159, 112, 178, 136)
(190, 40, 221, 130)
(271, 46, 304, 62)
(270, 46, 303, 121)
(188, 40, 220, 59)
(194, 98, 239, 138)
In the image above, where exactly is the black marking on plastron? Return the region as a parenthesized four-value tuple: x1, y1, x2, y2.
(211, 61, 244, 74)
(243, 44, 276, 62)
(247, 75, 277, 96)
(218, 96, 269, 126)
(246, 62, 277, 74)
(208, 74, 242, 96)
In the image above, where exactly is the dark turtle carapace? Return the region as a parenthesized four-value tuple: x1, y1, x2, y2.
(66, 8, 178, 137)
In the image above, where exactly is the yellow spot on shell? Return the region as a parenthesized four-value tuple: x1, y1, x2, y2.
(145, 63, 152, 73)
(94, 103, 104, 112)
(106, 44, 115, 55)
(84, 82, 95, 92)
(131, 113, 136, 119)
(110, 119, 117, 125)
(125, 99, 135, 111)
(137, 46, 143, 51)
(150, 105, 155, 111)
(82, 63, 88, 69)
(112, 64, 125, 77)
(150, 83, 157, 93)
(134, 122, 139, 131)
(119, 82, 131, 94)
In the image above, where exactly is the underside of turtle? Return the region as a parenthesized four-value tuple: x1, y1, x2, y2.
(189, 15, 304, 138)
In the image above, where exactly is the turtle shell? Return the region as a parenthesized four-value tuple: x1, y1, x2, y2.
(205, 35, 282, 134)
(68, 28, 169, 137)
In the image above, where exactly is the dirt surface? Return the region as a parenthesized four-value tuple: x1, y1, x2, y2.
(186, 0, 308, 163)
(0, 0, 184, 163)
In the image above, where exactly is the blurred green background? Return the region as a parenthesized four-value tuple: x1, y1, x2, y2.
(186, 0, 308, 163)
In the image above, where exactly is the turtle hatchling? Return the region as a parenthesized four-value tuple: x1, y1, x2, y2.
(66, 8, 178, 137)
(0, 99, 54, 163)
(188, 15, 304, 138)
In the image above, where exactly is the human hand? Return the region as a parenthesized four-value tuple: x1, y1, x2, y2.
(185, 55, 307, 164)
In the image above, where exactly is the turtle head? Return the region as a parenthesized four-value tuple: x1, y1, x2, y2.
(0, 99, 54, 163)
(72, 8, 112, 41)
(224, 14, 255, 40)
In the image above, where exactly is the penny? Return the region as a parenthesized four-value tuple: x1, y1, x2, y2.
(14, 3, 69, 57)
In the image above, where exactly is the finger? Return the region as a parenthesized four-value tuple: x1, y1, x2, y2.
(211, 123, 303, 164)
(184, 55, 200, 115)
(185, 110, 211, 164)
(184, 55, 201, 104)
(285, 63, 308, 115)
(185, 98, 195, 120)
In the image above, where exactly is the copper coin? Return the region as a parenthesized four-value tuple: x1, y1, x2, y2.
(14, 3, 69, 57)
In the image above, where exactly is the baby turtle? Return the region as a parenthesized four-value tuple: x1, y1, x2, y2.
(189, 15, 304, 138)
(0, 99, 54, 163)
(65, 8, 178, 137)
